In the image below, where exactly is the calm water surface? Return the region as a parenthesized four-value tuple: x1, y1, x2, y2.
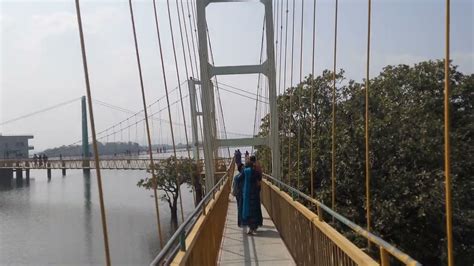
(0, 169, 194, 265)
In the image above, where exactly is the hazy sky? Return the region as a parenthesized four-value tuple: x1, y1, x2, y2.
(1, 0, 473, 152)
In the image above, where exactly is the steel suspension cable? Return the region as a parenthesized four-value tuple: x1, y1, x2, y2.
(365, 0, 372, 249)
(283, 0, 289, 93)
(331, 0, 339, 214)
(310, 0, 317, 198)
(275, 0, 280, 74)
(207, 28, 231, 159)
(175, 0, 191, 84)
(290, 0, 295, 87)
(165, 0, 186, 222)
(444, 0, 453, 264)
(174, 0, 200, 206)
(297, 0, 304, 189)
(287, 0, 295, 185)
(73, 0, 111, 264)
(93, 99, 136, 115)
(190, 0, 199, 40)
(0, 97, 81, 126)
(217, 87, 269, 103)
(186, 0, 200, 77)
(179, 0, 196, 78)
(216, 82, 268, 99)
(73, 90, 187, 148)
(278, 0, 284, 95)
(127, 0, 164, 247)
(252, 17, 266, 154)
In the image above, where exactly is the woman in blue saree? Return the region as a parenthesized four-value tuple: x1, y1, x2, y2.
(241, 160, 263, 234)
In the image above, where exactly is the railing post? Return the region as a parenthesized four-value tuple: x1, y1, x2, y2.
(317, 204, 324, 221)
(380, 247, 390, 266)
(202, 201, 207, 215)
(179, 230, 186, 252)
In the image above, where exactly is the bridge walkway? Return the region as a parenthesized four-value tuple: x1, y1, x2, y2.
(218, 195, 295, 265)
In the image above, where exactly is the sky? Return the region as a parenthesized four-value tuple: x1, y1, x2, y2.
(0, 0, 473, 152)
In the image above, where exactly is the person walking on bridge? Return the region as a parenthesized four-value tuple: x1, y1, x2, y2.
(232, 163, 245, 227)
(241, 160, 263, 235)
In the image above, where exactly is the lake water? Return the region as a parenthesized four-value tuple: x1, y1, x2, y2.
(0, 169, 195, 265)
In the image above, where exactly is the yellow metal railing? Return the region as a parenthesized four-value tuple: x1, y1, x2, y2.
(262, 174, 420, 266)
(261, 178, 377, 266)
(150, 161, 234, 265)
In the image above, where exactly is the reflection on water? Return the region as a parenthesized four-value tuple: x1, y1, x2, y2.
(0, 169, 194, 265)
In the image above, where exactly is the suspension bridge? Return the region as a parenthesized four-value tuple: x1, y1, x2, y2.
(1, 0, 459, 265)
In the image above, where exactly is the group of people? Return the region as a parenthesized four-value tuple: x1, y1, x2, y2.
(234, 149, 250, 166)
(232, 152, 263, 235)
(32, 154, 48, 167)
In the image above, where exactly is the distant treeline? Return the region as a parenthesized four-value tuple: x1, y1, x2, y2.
(42, 142, 190, 157)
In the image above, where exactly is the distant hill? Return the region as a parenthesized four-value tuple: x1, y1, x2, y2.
(42, 142, 190, 157)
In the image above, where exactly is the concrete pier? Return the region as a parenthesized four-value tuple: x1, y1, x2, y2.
(61, 161, 66, 176)
(0, 168, 13, 186)
(47, 164, 51, 180)
(15, 168, 23, 179)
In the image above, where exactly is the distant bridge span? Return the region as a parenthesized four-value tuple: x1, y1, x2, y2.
(0, 158, 156, 170)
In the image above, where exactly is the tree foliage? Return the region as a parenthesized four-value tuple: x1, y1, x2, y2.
(256, 60, 473, 265)
(137, 156, 202, 229)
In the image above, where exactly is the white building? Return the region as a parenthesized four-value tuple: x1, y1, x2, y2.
(0, 135, 34, 159)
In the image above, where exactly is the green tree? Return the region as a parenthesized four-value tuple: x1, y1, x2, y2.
(137, 156, 201, 229)
(256, 60, 473, 265)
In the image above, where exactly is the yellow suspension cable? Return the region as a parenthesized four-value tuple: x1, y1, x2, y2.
(288, 0, 296, 186)
(165, 0, 185, 223)
(278, 0, 284, 95)
(252, 18, 266, 155)
(174, 0, 200, 207)
(331, 0, 339, 213)
(73, 0, 111, 264)
(365, 0, 372, 250)
(310, 0, 317, 198)
(444, 0, 454, 265)
(179, 0, 195, 79)
(185, 0, 200, 77)
(297, 0, 304, 189)
(283, 0, 289, 94)
(282, 0, 289, 181)
(128, 0, 164, 248)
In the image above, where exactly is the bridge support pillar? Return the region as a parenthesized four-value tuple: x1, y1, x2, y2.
(47, 164, 51, 180)
(196, 0, 280, 184)
(0, 169, 13, 186)
(25, 161, 30, 182)
(82, 95, 91, 173)
(15, 168, 23, 179)
(61, 161, 66, 176)
(15, 168, 23, 186)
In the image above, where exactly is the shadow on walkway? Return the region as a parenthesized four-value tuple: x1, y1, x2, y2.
(218, 196, 295, 266)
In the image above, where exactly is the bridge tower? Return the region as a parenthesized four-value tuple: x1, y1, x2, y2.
(196, 0, 280, 190)
(81, 96, 90, 171)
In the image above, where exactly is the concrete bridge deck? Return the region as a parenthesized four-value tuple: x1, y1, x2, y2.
(218, 195, 295, 265)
